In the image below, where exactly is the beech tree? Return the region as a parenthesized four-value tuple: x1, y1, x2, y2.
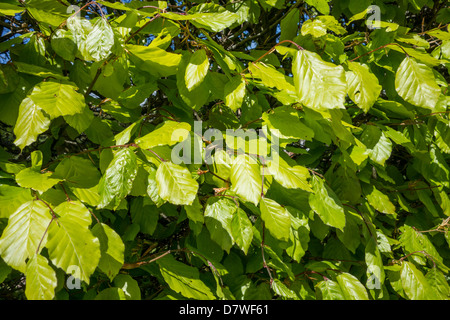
(0, 0, 450, 300)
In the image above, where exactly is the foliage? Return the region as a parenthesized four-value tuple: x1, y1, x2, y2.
(0, 0, 450, 300)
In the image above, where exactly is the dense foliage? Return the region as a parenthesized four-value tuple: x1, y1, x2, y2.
(0, 0, 450, 300)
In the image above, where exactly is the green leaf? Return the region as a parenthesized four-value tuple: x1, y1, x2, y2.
(434, 119, 450, 154)
(84, 18, 115, 62)
(98, 148, 138, 209)
(285, 207, 310, 262)
(130, 197, 159, 235)
(266, 154, 313, 192)
(230, 154, 262, 206)
(157, 254, 216, 300)
(301, 19, 328, 38)
(15, 167, 61, 194)
(55, 156, 101, 189)
(64, 105, 94, 134)
(425, 268, 450, 300)
(26, 0, 69, 27)
(51, 29, 77, 61)
(92, 223, 125, 282)
(224, 76, 246, 112)
(231, 208, 253, 254)
(365, 237, 385, 288)
(280, 8, 300, 41)
(0, 185, 33, 219)
(315, 280, 345, 300)
(28, 80, 86, 119)
(0, 200, 52, 273)
(13, 97, 51, 150)
(272, 279, 297, 299)
(46, 201, 100, 284)
(95, 287, 127, 300)
(292, 49, 347, 110)
(127, 44, 182, 77)
(184, 49, 210, 91)
(204, 197, 235, 252)
(146, 165, 166, 207)
(135, 121, 191, 150)
(161, 5, 238, 33)
(395, 57, 441, 110)
(176, 52, 211, 110)
(346, 61, 382, 112)
(156, 161, 199, 205)
(336, 272, 369, 300)
(360, 125, 392, 166)
(261, 105, 314, 141)
(309, 176, 346, 231)
(25, 254, 57, 300)
(184, 196, 204, 235)
(114, 274, 141, 300)
(399, 225, 446, 271)
(364, 184, 396, 215)
(0, 2, 24, 16)
(400, 261, 434, 300)
(304, 0, 330, 14)
(259, 197, 291, 242)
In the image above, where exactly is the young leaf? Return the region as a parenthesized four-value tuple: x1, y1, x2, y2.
(13, 97, 51, 150)
(0, 200, 52, 273)
(315, 280, 345, 300)
(364, 184, 396, 215)
(0, 185, 33, 219)
(346, 61, 382, 112)
(92, 223, 125, 282)
(127, 44, 182, 77)
(285, 207, 310, 262)
(400, 261, 435, 300)
(395, 57, 441, 110)
(292, 49, 347, 110)
(15, 168, 61, 194)
(224, 76, 246, 112)
(272, 279, 298, 299)
(98, 148, 138, 209)
(54, 156, 101, 188)
(29, 80, 85, 119)
(365, 237, 385, 288)
(46, 201, 100, 284)
(336, 272, 369, 300)
(204, 197, 236, 252)
(259, 197, 291, 242)
(135, 121, 191, 150)
(425, 267, 450, 299)
(184, 49, 210, 91)
(25, 254, 57, 300)
(156, 161, 199, 206)
(146, 165, 166, 207)
(231, 208, 253, 254)
(114, 274, 141, 300)
(84, 18, 115, 62)
(309, 176, 346, 231)
(157, 254, 216, 300)
(266, 156, 313, 192)
(230, 154, 262, 206)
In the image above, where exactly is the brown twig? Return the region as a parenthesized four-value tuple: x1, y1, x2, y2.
(349, 43, 409, 62)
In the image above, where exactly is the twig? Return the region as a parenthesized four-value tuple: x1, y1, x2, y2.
(261, 222, 274, 285)
(125, 13, 161, 44)
(397, 250, 437, 268)
(349, 43, 409, 62)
